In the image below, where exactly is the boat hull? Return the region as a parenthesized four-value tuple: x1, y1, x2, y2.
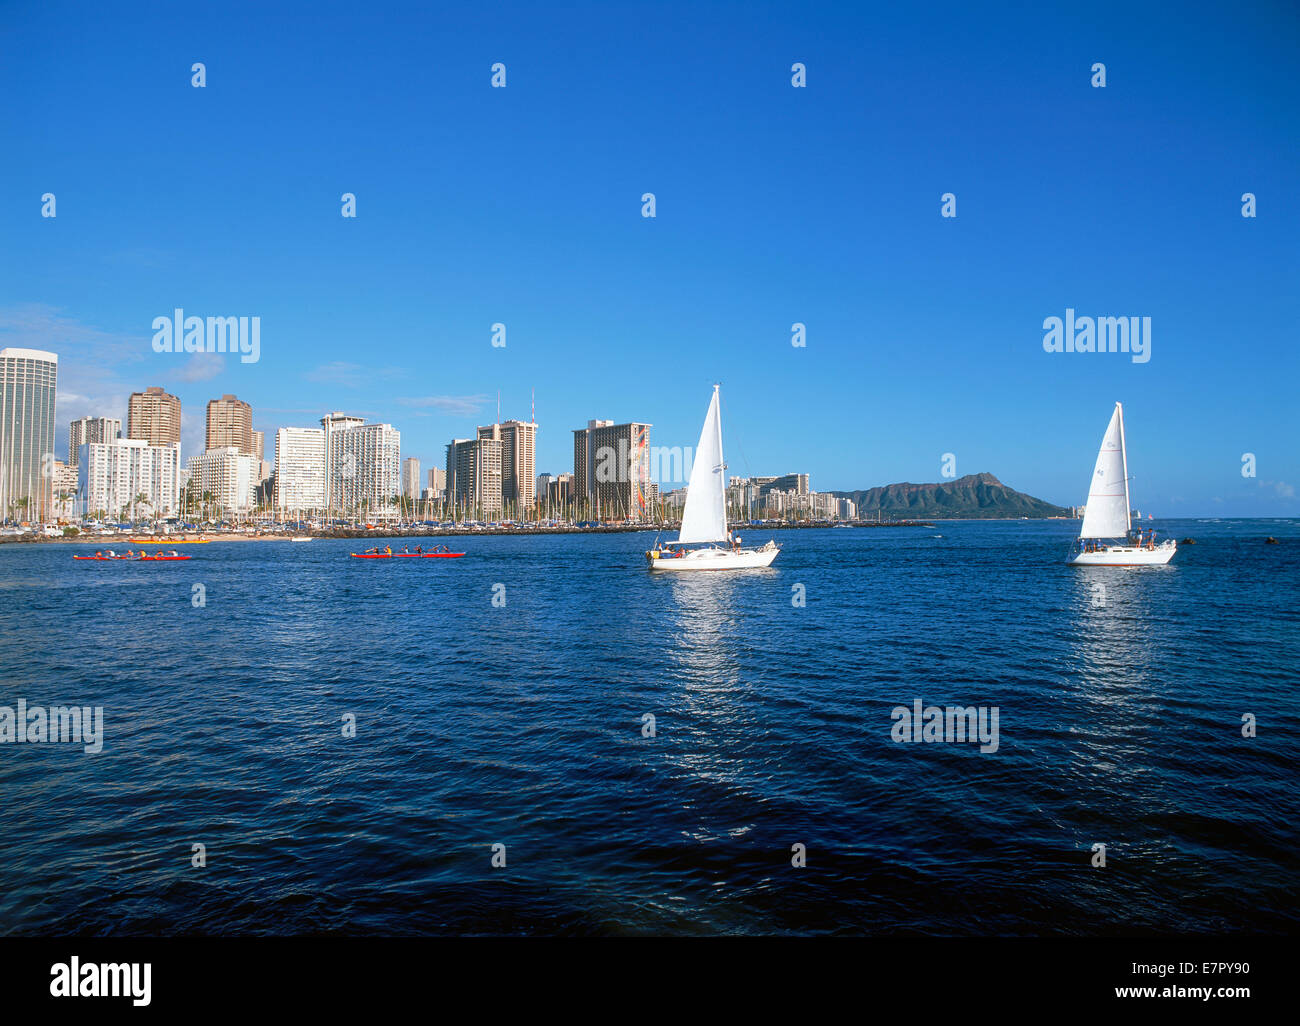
(647, 545, 779, 571)
(1067, 541, 1176, 566)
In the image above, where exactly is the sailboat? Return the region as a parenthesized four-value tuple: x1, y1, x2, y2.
(646, 385, 779, 570)
(1067, 402, 1175, 566)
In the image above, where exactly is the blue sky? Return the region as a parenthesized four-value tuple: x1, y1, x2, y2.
(1, 0, 1297, 515)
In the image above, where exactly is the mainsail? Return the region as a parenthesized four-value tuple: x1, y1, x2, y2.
(1079, 402, 1131, 539)
(677, 386, 729, 544)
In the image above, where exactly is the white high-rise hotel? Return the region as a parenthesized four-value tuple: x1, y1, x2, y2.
(188, 446, 258, 514)
(274, 427, 326, 512)
(0, 348, 58, 522)
(79, 438, 181, 519)
(275, 414, 399, 515)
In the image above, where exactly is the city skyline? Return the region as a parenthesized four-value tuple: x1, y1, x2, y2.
(2, 2, 1297, 516)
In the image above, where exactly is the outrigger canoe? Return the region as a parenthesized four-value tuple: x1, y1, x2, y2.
(74, 554, 192, 561)
(129, 537, 209, 544)
(350, 552, 465, 559)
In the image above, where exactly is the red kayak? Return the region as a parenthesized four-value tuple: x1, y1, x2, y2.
(351, 552, 465, 559)
(74, 554, 191, 561)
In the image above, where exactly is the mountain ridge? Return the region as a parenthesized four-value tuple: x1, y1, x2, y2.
(829, 472, 1070, 519)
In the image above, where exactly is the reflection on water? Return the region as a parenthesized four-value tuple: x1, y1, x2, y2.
(1066, 567, 1164, 705)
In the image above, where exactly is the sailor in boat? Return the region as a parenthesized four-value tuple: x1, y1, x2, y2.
(415, 545, 423, 554)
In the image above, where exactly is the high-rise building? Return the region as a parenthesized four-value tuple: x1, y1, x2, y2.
(402, 457, 421, 499)
(572, 419, 652, 521)
(68, 416, 121, 467)
(320, 412, 364, 511)
(544, 472, 573, 510)
(206, 394, 254, 455)
(762, 473, 810, 497)
(52, 460, 78, 519)
(322, 416, 400, 514)
(477, 419, 537, 516)
(0, 348, 58, 522)
(187, 447, 258, 515)
(79, 438, 181, 520)
(127, 386, 182, 450)
(273, 427, 326, 511)
(446, 436, 502, 516)
(252, 429, 265, 461)
(426, 467, 446, 497)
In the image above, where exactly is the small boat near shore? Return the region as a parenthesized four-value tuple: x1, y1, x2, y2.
(129, 537, 210, 544)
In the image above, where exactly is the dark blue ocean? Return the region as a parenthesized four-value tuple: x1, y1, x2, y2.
(1, 519, 1296, 936)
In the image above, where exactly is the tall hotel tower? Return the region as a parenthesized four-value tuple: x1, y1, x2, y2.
(68, 415, 122, 467)
(128, 386, 182, 449)
(206, 394, 255, 455)
(476, 419, 537, 517)
(572, 419, 652, 521)
(0, 348, 58, 522)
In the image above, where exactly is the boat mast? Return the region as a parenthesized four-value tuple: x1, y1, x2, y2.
(713, 383, 729, 540)
(1117, 402, 1130, 536)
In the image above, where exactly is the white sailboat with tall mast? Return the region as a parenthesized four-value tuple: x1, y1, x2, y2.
(1067, 402, 1175, 566)
(646, 385, 779, 570)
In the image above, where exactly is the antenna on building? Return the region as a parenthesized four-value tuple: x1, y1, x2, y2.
(497, 390, 500, 425)
(531, 388, 535, 425)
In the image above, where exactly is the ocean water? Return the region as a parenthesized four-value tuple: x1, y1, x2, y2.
(0, 519, 1296, 936)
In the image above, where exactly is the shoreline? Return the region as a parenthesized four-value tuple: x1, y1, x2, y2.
(2, 521, 942, 544)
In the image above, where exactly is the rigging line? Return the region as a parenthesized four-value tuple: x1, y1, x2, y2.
(718, 387, 754, 479)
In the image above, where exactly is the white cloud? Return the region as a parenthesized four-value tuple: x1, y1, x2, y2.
(395, 394, 490, 416)
(172, 352, 226, 382)
(305, 361, 403, 385)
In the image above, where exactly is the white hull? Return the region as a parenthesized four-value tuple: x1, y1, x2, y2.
(647, 544, 779, 571)
(1067, 541, 1176, 566)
